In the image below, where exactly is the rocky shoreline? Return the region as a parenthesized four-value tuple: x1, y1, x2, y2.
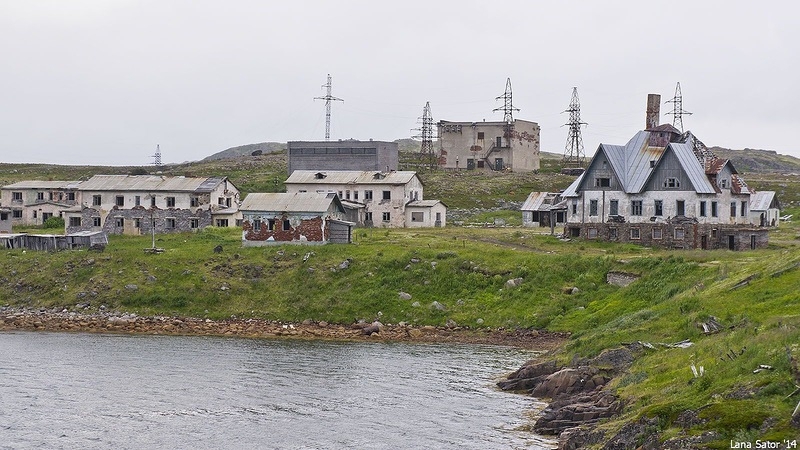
(0, 306, 568, 350)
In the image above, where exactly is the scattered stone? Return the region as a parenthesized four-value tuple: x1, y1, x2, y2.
(302, 319, 313, 325)
(213, 245, 223, 253)
(220, 285, 229, 291)
(411, 301, 421, 308)
(505, 278, 523, 289)
(398, 292, 412, 301)
(430, 301, 446, 311)
(476, 318, 484, 325)
(125, 284, 138, 291)
(445, 319, 457, 329)
(338, 259, 351, 270)
(410, 258, 420, 264)
(430, 261, 437, 269)
(146, 275, 157, 283)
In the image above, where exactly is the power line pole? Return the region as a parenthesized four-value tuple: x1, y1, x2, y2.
(562, 87, 587, 172)
(314, 74, 344, 141)
(151, 144, 163, 166)
(666, 82, 691, 132)
(493, 78, 519, 123)
(411, 101, 435, 169)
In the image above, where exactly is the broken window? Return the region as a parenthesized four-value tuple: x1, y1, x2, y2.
(411, 212, 424, 222)
(594, 178, 610, 188)
(664, 178, 680, 188)
(0, 212, 7, 221)
(610, 200, 619, 216)
(216, 219, 229, 227)
(12, 192, 22, 202)
(477, 131, 485, 140)
(190, 218, 199, 229)
(364, 190, 373, 201)
(115, 217, 124, 227)
(653, 228, 663, 240)
(730, 202, 737, 218)
(191, 197, 200, 207)
(700, 201, 707, 217)
(676, 200, 685, 216)
(741, 201, 747, 217)
(37, 192, 45, 201)
(135, 195, 141, 206)
(382, 212, 390, 222)
(93, 217, 101, 227)
(134, 218, 141, 228)
(589, 199, 598, 216)
(93, 195, 102, 206)
(282, 219, 291, 231)
(365, 212, 373, 223)
(116, 196, 125, 207)
(675, 228, 685, 240)
(151, 197, 156, 207)
(609, 227, 618, 239)
(353, 191, 359, 200)
(630, 228, 641, 239)
(166, 197, 176, 208)
(69, 217, 81, 227)
(253, 219, 261, 231)
(166, 218, 176, 229)
(268, 219, 276, 231)
(711, 201, 718, 217)
(382, 191, 391, 200)
(587, 228, 598, 239)
(572, 201, 577, 215)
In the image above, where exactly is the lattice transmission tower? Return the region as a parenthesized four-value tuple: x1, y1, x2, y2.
(151, 144, 163, 166)
(562, 87, 587, 171)
(666, 82, 691, 132)
(411, 101, 436, 169)
(493, 78, 519, 123)
(314, 74, 344, 141)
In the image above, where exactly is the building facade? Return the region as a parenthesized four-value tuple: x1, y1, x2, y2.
(287, 140, 399, 175)
(284, 170, 445, 228)
(1, 175, 241, 235)
(437, 119, 540, 172)
(560, 94, 776, 250)
(240, 192, 352, 245)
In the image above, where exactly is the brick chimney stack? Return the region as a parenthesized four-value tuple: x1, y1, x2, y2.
(646, 94, 661, 130)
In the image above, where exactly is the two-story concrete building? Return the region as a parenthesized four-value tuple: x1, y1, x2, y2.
(0, 180, 82, 226)
(437, 119, 540, 172)
(284, 170, 445, 228)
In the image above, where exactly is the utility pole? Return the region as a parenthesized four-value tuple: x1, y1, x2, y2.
(411, 101, 435, 170)
(562, 87, 587, 173)
(666, 82, 692, 132)
(493, 78, 519, 123)
(314, 74, 344, 141)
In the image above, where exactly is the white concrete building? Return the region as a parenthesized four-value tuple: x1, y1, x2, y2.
(437, 119, 540, 172)
(284, 170, 445, 228)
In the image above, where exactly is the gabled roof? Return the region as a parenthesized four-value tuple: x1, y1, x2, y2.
(77, 175, 230, 193)
(750, 191, 777, 211)
(240, 192, 343, 214)
(564, 130, 717, 196)
(2, 180, 81, 190)
(285, 170, 419, 185)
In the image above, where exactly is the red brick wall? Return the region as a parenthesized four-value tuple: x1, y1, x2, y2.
(243, 215, 328, 243)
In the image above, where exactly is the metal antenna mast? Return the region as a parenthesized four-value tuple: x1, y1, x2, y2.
(493, 78, 519, 123)
(562, 87, 587, 170)
(314, 74, 344, 141)
(151, 144, 163, 166)
(411, 102, 435, 169)
(666, 82, 692, 132)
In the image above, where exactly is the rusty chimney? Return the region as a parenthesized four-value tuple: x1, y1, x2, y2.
(646, 94, 661, 129)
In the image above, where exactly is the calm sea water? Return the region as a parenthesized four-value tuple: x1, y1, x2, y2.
(0, 332, 556, 449)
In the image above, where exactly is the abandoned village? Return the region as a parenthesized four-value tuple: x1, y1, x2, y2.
(0, 81, 780, 252)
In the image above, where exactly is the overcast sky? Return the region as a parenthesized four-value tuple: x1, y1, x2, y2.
(2, 0, 798, 166)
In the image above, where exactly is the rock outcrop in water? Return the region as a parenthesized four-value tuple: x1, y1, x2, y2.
(498, 344, 644, 449)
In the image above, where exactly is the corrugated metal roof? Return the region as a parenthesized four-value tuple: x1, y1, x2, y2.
(77, 175, 224, 192)
(668, 142, 716, 194)
(750, 191, 776, 211)
(2, 180, 81, 189)
(521, 192, 560, 211)
(240, 192, 340, 213)
(623, 132, 664, 194)
(286, 170, 418, 185)
(561, 172, 584, 197)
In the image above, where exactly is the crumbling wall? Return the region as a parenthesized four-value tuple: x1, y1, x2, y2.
(566, 222, 768, 251)
(243, 214, 329, 245)
(66, 206, 213, 235)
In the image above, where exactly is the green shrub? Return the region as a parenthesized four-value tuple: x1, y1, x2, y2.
(42, 216, 65, 229)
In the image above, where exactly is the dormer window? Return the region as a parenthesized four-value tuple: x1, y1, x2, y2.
(720, 179, 728, 188)
(594, 178, 610, 188)
(664, 178, 680, 189)
(314, 172, 327, 179)
(650, 160, 656, 168)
